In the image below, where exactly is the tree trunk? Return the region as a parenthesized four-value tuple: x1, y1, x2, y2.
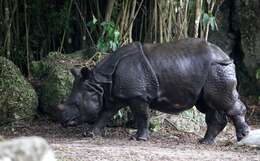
(105, 0, 115, 22)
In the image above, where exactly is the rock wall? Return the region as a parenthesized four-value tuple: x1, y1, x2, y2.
(209, 0, 260, 95)
(240, 0, 260, 79)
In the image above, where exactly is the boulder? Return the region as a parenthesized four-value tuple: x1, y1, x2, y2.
(0, 56, 38, 124)
(31, 52, 74, 120)
(150, 107, 206, 135)
(0, 136, 56, 161)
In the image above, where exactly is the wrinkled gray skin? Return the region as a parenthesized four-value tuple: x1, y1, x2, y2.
(58, 38, 249, 144)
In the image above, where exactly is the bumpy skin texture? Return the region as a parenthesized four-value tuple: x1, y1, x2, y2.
(59, 38, 249, 144)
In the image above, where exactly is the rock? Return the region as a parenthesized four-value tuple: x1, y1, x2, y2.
(31, 52, 74, 120)
(0, 56, 38, 124)
(151, 107, 206, 135)
(237, 129, 260, 146)
(240, 0, 260, 83)
(167, 107, 205, 134)
(0, 136, 56, 161)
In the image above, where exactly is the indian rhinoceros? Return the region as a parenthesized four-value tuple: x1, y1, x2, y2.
(58, 38, 249, 144)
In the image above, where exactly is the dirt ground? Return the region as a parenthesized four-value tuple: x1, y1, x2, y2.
(1, 119, 260, 161)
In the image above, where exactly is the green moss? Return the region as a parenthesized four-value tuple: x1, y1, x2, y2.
(31, 52, 74, 119)
(0, 56, 38, 124)
(31, 61, 50, 79)
(40, 64, 73, 117)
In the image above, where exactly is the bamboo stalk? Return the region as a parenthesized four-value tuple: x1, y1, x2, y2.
(105, 0, 115, 22)
(167, 2, 172, 42)
(121, 0, 144, 43)
(154, 0, 157, 42)
(158, 2, 163, 43)
(74, 0, 95, 48)
(129, 0, 137, 42)
(119, 0, 127, 40)
(205, 0, 216, 41)
(24, 0, 31, 78)
(4, 0, 10, 57)
(194, 0, 202, 38)
(59, 0, 74, 53)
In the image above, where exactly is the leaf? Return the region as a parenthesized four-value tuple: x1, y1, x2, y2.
(114, 30, 120, 40)
(256, 68, 260, 79)
(92, 15, 97, 24)
(209, 16, 216, 31)
(202, 13, 209, 28)
(97, 38, 108, 52)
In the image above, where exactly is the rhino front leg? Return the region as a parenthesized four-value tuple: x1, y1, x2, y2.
(129, 100, 150, 141)
(83, 107, 120, 138)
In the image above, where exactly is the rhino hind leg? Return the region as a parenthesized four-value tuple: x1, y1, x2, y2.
(226, 100, 250, 141)
(200, 109, 227, 144)
(196, 98, 228, 144)
(203, 63, 250, 142)
(129, 99, 150, 141)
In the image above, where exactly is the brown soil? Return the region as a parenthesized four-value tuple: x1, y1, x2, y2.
(1, 119, 260, 161)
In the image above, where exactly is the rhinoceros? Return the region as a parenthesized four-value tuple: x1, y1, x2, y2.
(58, 38, 249, 144)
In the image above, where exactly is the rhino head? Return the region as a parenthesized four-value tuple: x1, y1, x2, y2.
(58, 67, 104, 127)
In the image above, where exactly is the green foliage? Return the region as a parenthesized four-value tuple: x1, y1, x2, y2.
(256, 68, 260, 80)
(88, 16, 121, 52)
(150, 118, 161, 132)
(31, 52, 66, 79)
(202, 12, 218, 31)
(0, 56, 38, 125)
(111, 107, 133, 127)
(256, 68, 260, 100)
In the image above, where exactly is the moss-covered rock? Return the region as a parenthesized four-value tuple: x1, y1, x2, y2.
(31, 52, 74, 120)
(150, 107, 205, 134)
(0, 56, 38, 124)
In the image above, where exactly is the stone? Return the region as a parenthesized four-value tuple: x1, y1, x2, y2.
(0, 56, 38, 124)
(0, 136, 56, 161)
(237, 129, 260, 147)
(31, 52, 74, 120)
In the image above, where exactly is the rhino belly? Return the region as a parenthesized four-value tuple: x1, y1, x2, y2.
(150, 92, 198, 114)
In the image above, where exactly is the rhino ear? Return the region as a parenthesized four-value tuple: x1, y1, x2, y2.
(81, 67, 91, 79)
(70, 68, 81, 78)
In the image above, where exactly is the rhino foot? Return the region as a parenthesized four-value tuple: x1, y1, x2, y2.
(130, 135, 149, 141)
(198, 138, 215, 145)
(130, 130, 150, 141)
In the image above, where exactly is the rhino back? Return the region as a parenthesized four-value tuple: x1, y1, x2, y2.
(143, 38, 231, 112)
